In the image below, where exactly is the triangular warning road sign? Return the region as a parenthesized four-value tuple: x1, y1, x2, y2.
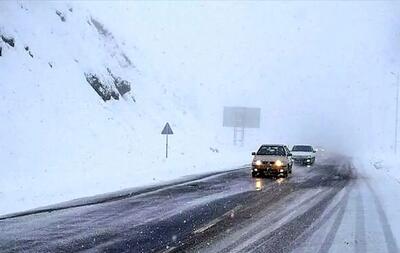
(161, 122, 174, 135)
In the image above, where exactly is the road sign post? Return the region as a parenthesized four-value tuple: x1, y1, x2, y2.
(166, 134, 168, 158)
(161, 122, 174, 158)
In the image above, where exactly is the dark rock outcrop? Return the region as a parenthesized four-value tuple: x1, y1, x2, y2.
(56, 10, 66, 22)
(115, 79, 131, 96)
(209, 147, 219, 153)
(1, 35, 15, 47)
(85, 73, 119, 101)
(24, 46, 33, 58)
(24, 46, 33, 57)
(107, 68, 131, 96)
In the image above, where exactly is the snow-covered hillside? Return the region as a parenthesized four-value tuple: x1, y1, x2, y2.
(0, 2, 249, 215)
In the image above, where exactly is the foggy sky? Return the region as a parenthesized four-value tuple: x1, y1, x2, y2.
(84, 1, 400, 155)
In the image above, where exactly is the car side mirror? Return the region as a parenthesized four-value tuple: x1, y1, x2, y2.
(288, 153, 292, 156)
(313, 150, 316, 153)
(252, 152, 256, 156)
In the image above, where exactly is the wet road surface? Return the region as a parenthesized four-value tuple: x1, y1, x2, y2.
(1, 154, 394, 253)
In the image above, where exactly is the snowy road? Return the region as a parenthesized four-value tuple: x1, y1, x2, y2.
(0, 154, 398, 253)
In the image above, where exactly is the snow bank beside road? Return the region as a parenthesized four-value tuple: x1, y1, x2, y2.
(354, 156, 400, 246)
(365, 154, 400, 183)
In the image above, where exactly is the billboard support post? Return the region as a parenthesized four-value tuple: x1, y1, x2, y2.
(233, 126, 237, 146)
(233, 126, 245, 146)
(223, 107, 260, 146)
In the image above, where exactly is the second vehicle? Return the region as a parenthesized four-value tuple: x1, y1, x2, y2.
(291, 144, 316, 165)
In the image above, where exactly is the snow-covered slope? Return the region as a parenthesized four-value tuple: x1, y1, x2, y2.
(0, 2, 248, 215)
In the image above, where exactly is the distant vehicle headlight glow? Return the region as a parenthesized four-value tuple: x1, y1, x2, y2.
(275, 160, 283, 166)
(255, 160, 262, 166)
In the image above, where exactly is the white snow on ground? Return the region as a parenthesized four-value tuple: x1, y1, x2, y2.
(368, 154, 400, 184)
(356, 159, 400, 252)
(360, 154, 400, 244)
(0, 2, 254, 215)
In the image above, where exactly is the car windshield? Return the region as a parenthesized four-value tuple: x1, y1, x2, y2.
(292, 145, 314, 152)
(257, 146, 286, 156)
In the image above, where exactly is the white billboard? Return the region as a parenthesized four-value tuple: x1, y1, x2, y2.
(223, 106, 261, 128)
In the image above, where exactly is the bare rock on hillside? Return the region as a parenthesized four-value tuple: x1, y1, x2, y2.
(85, 73, 119, 101)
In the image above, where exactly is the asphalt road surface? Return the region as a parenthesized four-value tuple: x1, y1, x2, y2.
(0, 153, 397, 253)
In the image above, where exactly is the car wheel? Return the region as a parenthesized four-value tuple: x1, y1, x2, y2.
(252, 172, 257, 177)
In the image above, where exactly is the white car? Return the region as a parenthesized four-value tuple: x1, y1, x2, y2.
(291, 145, 316, 165)
(251, 144, 293, 178)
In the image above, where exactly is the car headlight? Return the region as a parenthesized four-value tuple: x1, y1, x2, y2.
(275, 160, 283, 166)
(255, 160, 262, 166)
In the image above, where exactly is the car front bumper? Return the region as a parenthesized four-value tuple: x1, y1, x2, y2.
(293, 157, 314, 165)
(252, 165, 287, 176)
